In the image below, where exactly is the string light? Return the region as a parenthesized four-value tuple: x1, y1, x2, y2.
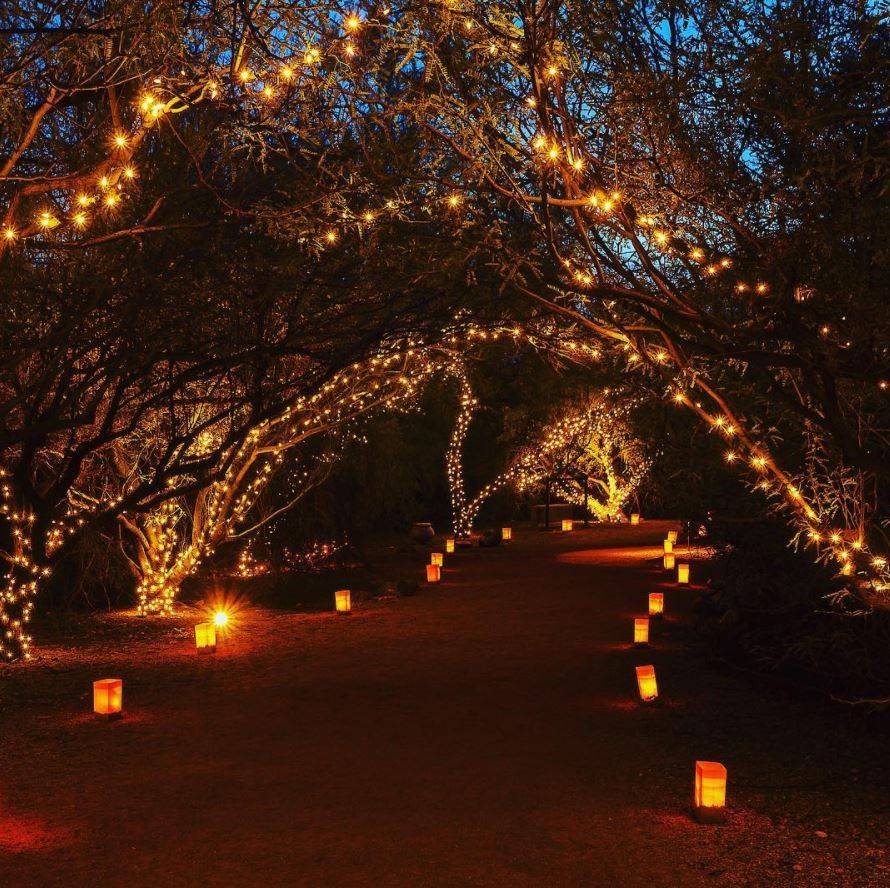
(447, 372, 648, 536)
(670, 386, 890, 590)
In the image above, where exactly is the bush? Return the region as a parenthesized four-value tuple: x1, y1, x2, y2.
(45, 528, 134, 611)
(699, 519, 890, 701)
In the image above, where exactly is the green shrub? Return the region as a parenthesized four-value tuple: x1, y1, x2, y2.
(700, 519, 890, 700)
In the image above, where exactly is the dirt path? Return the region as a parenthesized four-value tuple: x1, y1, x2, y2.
(1, 523, 887, 886)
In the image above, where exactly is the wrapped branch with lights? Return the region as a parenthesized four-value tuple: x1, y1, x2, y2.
(445, 367, 479, 539)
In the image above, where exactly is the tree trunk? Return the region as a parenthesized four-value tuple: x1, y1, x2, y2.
(545, 478, 551, 530)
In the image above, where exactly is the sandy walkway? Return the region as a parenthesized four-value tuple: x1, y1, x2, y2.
(1, 523, 887, 886)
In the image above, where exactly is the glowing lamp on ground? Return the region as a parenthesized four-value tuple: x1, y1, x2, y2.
(431, 552, 444, 567)
(677, 563, 690, 584)
(633, 617, 649, 646)
(667, 530, 679, 544)
(664, 553, 675, 570)
(445, 538, 455, 554)
(426, 564, 441, 583)
(334, 589, 351, 614)
(694, 761, 727, 823)
(648, 592, 664, 617)
(635, 665, 658, 702)
(213, 609, 229, 628)
(195, 622, 217, 653)
(501, 527, 512, 542)
(663, 538, 673, 554)
(93, 678, 123, 718)
(630, 513, 641, 525)
(561, 519, 573, 532)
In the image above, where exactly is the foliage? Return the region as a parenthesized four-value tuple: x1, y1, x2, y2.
(704, 519, 890, 699)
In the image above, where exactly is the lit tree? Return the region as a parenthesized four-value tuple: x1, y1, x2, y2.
(117, 344, 450, 613)
(526, 399, 649, 523)
(352, 0, 888, 593)
(0, 2, 504, 659)
(444, 366, 479, 538)
(0, 2, 338, 658)
(447, 370, 647, 535)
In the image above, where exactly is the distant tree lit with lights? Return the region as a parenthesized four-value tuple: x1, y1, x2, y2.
(447, 376, 648, 535)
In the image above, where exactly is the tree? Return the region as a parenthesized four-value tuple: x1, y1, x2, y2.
(343, 0, 888, 593)
(0, 1, 491, 658)
(447, 366, 648, 535)
(525, 398, 649, 523)
(119, 343, 450, 613)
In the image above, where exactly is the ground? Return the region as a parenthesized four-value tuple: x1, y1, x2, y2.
(1, 523, 887, 887)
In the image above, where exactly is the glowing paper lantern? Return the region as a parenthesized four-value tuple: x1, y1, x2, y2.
(426, 564, 441, 583)
(631, 513, 641, 525)
(334, 589, 351, 614)
(635, 665, 658, 702)
(501, 527, 512, 542)
(677, 563, 690, 584)
(694, 761, 727, 823)
(648, 592, 664, 617)
(634, 617, 649, 645)
(664, 553, 675, 570)
(445, 538, 455, 554)
(195, 622, 217, 653)
(562, 519, 573, 532)
(93, 678, 123, 718)
(431, 552, 443, 567)
(667, 530, 679, 544)
(663, 538, 674, 554)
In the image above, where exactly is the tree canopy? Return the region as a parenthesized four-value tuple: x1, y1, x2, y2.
(0, 0, 887, 660)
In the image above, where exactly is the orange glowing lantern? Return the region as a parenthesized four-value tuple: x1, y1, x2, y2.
(631, 513, 641, 525)
(663, 538, 673, 554)
(334, 589, 351, 614)
(561, 519, 573, 532)
(664, 553, 675, 570)
(431, 552, 444, 567)
(93, 678, 123, 718)
(445, 538, 455, 554)
(694, 761, 727, 823)
(426, 564, 441, 583)
(635, 665, 658, 702)
(195, 622, 217, 653)
(677, 562, 690, 584)
(648, 592, 664, 617)
(667, 530, 679, 544)
(501, 526, 512, 542)
(634, 617, 649, 645)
